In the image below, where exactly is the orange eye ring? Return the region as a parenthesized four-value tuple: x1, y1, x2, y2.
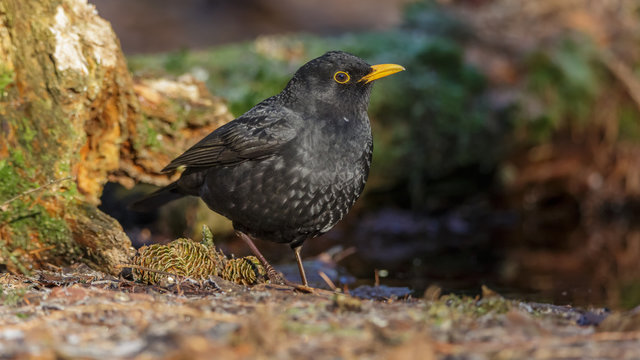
(333, 71, 350, 84)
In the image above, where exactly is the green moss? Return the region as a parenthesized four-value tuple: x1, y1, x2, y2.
(15, 312, 30, 319)
(56, 158, 72, 180)
(168, 99, 190, 130)
(16, 117, 37, 149)
(1, 102, 75, 183)
(9, 148, 25, 168)
(425, 293, 512, 326)
(1, 149, 77, 273)
(144, 122, 161, 150)
(0, 150, 35, 201)
(131, 115, 159, 152)
(2, 200, 73, 256)
(0, 285, 26, 307)
(619, 280, 640, 310)
(0, 64, 14, 95)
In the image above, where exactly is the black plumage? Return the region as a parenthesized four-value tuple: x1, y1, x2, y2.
(131, 51, 404, 287)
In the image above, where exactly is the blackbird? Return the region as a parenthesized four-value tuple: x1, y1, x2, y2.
(131, 51, 404, 287)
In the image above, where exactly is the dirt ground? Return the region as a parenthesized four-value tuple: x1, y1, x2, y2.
(0, 265, 638, 359)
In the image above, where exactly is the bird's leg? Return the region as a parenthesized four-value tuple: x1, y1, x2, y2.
(236, 232, 313, 292)
(293, 245, 308, 287)
(236, 231, 286, 285)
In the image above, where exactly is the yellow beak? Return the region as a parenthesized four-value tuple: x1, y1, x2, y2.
(359, 63, 406, 84)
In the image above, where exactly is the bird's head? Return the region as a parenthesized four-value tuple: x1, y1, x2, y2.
(282, 51, 405, 116)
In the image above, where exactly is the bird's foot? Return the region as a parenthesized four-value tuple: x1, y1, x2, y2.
(264, 265, 287, 285)
(235, 231, 313, 293)
(264, 266, 314, 293)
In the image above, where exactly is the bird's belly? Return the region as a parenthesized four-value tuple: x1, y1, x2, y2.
(200, 153, 368, 244)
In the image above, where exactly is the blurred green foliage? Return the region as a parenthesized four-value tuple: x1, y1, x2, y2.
(521, 37, 604, 142)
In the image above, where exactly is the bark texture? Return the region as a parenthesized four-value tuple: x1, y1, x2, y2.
(0, 0, 232, 274)
(113, 74, 232, 188)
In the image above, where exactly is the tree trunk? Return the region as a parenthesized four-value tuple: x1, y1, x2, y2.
(0, 0, 232, 274)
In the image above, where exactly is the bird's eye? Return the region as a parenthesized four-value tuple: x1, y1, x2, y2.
(333, 71, 350, 84)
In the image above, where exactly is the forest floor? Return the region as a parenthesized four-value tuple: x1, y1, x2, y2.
(1, 265, 639, 359)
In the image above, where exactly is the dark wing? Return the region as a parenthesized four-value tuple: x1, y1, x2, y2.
(162, 110, 297, 172)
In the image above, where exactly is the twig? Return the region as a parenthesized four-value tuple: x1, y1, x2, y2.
(28, 245, 56, 261)
(44, 263, 62, 272)
(0, 176, 73, 209)
(28, 245, 55, 255)
(343, 284, 350, 295)
(317, 271, 337, 291)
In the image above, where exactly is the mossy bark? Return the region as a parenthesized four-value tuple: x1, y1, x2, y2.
(0, 0, 232, 274)
(0, 0, 136, 273)
(113, 75, 232, 188)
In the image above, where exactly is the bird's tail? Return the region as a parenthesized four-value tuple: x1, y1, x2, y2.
(129, 181, 185, 212)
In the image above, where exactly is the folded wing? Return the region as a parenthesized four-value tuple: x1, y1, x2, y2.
(162, 111, 297, 172)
